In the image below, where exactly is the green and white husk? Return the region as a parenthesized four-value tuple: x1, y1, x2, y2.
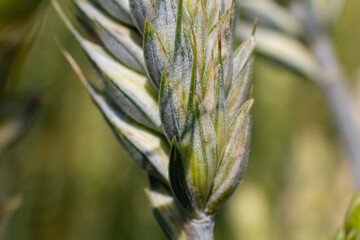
(54, 0, 255, 239)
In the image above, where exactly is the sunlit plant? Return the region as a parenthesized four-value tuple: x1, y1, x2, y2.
(54, 0, 255, 238)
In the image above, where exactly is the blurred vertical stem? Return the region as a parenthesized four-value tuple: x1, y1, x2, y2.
(307, 15, 360, 186)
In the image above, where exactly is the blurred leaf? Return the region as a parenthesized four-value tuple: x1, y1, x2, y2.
(0, 94, 42, 155)
(308, 0, 346, 26)
(236, 23, 321, 80)
(0, 0, 44, 24)
(328, 0, 346, 24)
(0, 195, 23, 232)
(239, 0, 304, 37)
(0, 0, 45, 97)
(335, 190, 360, 240)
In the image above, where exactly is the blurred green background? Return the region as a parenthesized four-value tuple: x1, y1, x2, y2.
(1, 0, 360, 239)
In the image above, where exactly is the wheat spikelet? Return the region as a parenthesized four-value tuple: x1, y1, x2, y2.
(54, 0, 255, 238)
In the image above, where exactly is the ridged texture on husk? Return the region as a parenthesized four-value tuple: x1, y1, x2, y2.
(54, 0, 255, 237)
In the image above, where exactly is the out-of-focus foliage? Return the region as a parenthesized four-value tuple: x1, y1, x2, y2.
(0, 0, 45, 237)
(0, 0, 45, 155)
(0, 0, 45, 93)
(237, 0, 345, 81)
(0, 195, 22, 234)
(0, 0, 359, 239)
(334, 191, 360, 240)
(0, 0, 44, 23)
(0, 94, 42, 154)
(237, 0, 320, 80)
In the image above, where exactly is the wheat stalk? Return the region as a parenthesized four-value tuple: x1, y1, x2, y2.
(53, 0, 255, 239)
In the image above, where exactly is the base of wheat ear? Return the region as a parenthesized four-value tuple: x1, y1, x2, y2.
(54, 0, 255, 239)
